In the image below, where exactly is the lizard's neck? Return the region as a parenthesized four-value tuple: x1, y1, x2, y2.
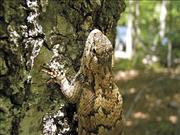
(95, 65, 113, 90)
(81, 64, 113, 91)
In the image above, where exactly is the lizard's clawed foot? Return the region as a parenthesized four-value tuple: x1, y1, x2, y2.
(41, 64, 65, 83)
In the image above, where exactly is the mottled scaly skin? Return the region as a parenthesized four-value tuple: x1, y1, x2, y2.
(44, 29, 124, 135)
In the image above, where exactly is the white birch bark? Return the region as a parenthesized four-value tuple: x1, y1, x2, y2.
(159, 0, 167, 39)
(152, 0, 167, 51)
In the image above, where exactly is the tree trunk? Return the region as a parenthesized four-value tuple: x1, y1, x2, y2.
(159, 0, 167, 40)
(0, 0, 125, 135)
(167, 41, 172, 69)
(152, 0, 167, 51)
(125, 0, 134, 59)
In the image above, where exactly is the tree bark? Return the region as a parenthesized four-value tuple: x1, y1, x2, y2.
(0, 0, 125, 135)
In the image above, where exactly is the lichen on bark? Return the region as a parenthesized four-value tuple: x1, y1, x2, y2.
(0, 0, 125, 134)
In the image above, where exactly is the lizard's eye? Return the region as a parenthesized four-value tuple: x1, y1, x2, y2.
(61, 71, 64, 75)
(93, 49, 96, 54)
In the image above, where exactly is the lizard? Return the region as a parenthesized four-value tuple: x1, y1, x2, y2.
(43, 29, 124, 135)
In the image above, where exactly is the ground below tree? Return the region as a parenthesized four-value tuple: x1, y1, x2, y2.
(114, 68, 180, 135)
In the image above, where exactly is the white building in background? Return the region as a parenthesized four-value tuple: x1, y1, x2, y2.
(115, 26, 133, 60)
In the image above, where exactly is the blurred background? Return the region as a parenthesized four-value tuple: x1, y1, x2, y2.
(113, 1, 180, 135)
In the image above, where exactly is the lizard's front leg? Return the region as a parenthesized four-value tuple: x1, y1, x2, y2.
(42, 66, 82, 103)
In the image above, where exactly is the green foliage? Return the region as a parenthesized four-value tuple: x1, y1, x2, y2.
(117, 1, 180, 69)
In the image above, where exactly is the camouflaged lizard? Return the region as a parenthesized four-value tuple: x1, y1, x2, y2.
(44, 29, 124, 135)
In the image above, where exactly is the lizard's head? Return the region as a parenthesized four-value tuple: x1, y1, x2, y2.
(82, 29, 113, 70)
